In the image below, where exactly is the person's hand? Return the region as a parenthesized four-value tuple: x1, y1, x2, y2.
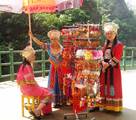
(102, 61, 109, 72)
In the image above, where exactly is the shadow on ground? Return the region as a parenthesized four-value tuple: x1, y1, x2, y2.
(29, 106, 136, 120)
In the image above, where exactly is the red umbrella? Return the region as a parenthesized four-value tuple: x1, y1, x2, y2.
(23, 0, 83, 45)
(0, 0, 84, 45)
(0, 0, 83, 13)
(23, 0, 83, 13)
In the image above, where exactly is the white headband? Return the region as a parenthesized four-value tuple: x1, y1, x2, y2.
(103, 22, 119, 34)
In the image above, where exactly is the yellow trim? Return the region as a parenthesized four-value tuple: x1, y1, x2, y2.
(18, 79, 37, 87)
(105, 106, 123, 112)
(99, 104, 123, 112)
(112, 57, 119, 63)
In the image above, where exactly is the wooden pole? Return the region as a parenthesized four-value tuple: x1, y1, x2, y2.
(28, 0, 32, 47)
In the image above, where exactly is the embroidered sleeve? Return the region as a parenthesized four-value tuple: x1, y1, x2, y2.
(108, 43, 123, 67)
(108, 57, 119, 67)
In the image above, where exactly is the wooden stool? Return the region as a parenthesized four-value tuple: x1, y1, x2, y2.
(21, 95, 40, 117)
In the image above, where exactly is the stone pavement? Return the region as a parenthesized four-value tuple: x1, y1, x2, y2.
(0, 70, 136, 120)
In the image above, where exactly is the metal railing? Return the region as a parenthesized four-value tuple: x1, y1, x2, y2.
(0, 46, 136, 81)
(121, 46, 136, 70)
(0, 49, 50, 81)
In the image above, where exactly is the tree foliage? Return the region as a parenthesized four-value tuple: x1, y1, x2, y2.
(0, 13, 28, 50)
(0, 0, 136, 50)
(97, 0, 136, 46)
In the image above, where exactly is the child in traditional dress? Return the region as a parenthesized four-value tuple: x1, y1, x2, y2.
(16, 45, 53, 119)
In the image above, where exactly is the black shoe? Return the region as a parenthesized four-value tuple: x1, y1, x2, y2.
(89, 107, 99, 112)
(94, 107, 99, 111)
(29, 111, 41, 120)
(89, 108, 95, 112)
(53, 104, 61, 108)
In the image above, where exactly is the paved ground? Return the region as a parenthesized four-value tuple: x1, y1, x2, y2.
(0, 70, 136, 120)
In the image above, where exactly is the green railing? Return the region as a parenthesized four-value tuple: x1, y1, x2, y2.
(121, 46, 136, 70)
(0, 49, 50, 81)
(0, 46, 136, 81)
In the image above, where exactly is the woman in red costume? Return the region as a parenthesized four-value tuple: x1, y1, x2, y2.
(29, 27, 63, 108)
(16, 45, 52, 119)
(99, 22, 124, 112)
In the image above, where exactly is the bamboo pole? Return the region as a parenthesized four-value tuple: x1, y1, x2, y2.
(28, 0, 32, 47)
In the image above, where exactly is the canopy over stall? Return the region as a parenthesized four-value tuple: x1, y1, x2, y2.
(0, 0, 83, 45)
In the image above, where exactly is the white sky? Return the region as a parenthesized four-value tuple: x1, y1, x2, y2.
(125, 0, 136, 8)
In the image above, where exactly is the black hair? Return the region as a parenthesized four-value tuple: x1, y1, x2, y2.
(106, 36, 118, 48)
(103, 36, 118, 57)
(22, 57, 31, 69)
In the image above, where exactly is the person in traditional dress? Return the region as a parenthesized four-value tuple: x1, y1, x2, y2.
(29, 27, 63, 108)
(16, 45, 52, 119)
(99, 22, 124, 112)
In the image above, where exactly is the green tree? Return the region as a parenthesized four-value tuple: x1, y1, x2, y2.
(0, 0, 136, 49)
(0, 13, 28, 50)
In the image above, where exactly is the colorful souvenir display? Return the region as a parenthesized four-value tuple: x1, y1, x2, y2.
(75, 49, 103, 60)
(61, 24, 102, 113)
(61, 48, 73, 105)
(71, 24, 102, 112)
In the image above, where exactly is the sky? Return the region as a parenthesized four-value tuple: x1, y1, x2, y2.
(125, 0, 136, 9)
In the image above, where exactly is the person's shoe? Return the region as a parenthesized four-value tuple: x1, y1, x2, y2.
(53, 104, 60, 108)
(94, 107, 99, 111)
(29, 110, 41, 120)
(89, 108, 95, 112)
